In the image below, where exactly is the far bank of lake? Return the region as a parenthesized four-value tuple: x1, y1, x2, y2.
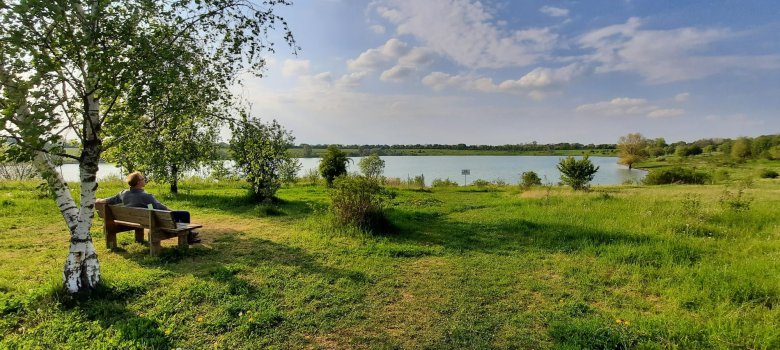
(60, 156, 644, 185)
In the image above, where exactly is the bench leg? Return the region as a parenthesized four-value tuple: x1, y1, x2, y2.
(177, 231, 189, 251)
(135, 228, 145, 243)
(149, 231, 162, 256)
(106, 230, 117, 250)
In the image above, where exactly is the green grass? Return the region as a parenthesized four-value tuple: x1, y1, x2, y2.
(1, 173, 779, 348)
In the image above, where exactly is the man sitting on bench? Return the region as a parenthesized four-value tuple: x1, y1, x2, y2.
(96, 171, 201, 243)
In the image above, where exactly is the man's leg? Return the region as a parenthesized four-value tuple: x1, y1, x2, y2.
(171, 210, 190, 223)
(171, 211, 200, 243)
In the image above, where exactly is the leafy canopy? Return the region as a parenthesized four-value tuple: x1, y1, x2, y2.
(319, 145, 349, 186)
(557, 156, 599, 191)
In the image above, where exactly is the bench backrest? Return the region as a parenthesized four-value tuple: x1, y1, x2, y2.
(95, 203, 177, 230)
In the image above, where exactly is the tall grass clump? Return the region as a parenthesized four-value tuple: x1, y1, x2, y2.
(329, 175, 387, 231)
(644, 167, 711, 185)
(431, 178, 458, 187)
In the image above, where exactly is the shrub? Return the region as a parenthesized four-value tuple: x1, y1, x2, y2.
(301, 168, 320, 185)
(431, 178, 458, 187)
(319, 145, 349, 186)
(229, 117, 300, 202)
(644, 167, 711, 185)
(409, 174, 425, 189)
(492, 179, 507, 186)
(329, 176, 386, 230)
(557, 156, 599, 191)
(471, 179, 490, 187)
(759, 169, 779, 179)
(520, 171, 542, 188)
(358, 154, 385, 179)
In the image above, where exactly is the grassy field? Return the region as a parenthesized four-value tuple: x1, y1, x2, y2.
(1, 167, 779, 348)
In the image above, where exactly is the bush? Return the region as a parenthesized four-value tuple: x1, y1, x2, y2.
(229, 117, 300, 202)
(759, 169, 779, 179)
(644, 167, 711, 185)
(520, 171, 542, 188)
(557, 156, 599, 191)
(471, 179, 490, 187)
(358, 154, 385, 179)
(301, 168, 320, 185)
(431, 178, 458, 187)
(319, 145, 349, 186)
(329, 176, 387, 230)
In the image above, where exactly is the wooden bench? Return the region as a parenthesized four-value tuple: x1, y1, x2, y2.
(95, 203, 202, 256)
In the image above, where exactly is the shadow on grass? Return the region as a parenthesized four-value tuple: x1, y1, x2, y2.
(115, 229, 365, 284)
(384, 207, 660, 255)
(166, 192, 325, 218)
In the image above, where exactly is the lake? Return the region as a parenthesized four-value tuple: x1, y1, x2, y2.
(59, 156, 645, 185)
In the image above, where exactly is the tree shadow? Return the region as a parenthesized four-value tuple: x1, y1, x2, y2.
(168, 192, 325, 218)
(114, 228, 365, 284)
(383, 207, 662, 255)
(50, 282, 171, 348)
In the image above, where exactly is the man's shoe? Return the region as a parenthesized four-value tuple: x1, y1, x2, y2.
(188, 237, 202, 244)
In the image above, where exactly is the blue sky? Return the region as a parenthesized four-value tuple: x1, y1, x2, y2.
(241, 0, 780, 145)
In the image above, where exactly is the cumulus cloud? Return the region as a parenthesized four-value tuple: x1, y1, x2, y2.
(575, 97, 685, 118)
(369, 24, 386, 34)
(421, 63, 584, 98)
(675, 92, 690, 102)
(373, 0, 558, 68)
(346, 39, 437, 83)
(380, 65, 417, 82)
(282, 59, 311, 77)
(336, 71, 369, 89)
(647, 109, 685, 118)
(540, 6, 569, 17)
(579, 17, 780, 83)
(347, 38, 410, 72)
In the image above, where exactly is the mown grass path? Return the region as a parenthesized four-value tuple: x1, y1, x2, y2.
(1, 179, 779, 349)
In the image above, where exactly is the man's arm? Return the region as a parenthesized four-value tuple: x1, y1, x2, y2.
(149, 195, 169, 211)
(98, 192, 123, 205)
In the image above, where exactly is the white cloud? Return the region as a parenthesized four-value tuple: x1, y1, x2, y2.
(501, 63, 584, 89)
(374, 0, 557, 68)
(575, 97, 685, 118)
(346, 39, 437, 82)
(421, 63, 583, 97)
(335, 71, 368, 89)
(300, 71, 333, 87)
(579, 17, 780, 83)
(380, 65, 417, 82)
(675, 92, 690, 102)
(398, 47, 437, 66)
(647, 109, 685, 118)
(369, 24, 386, 34)
(540, 6, 569, 17)
(281, 59, 311, 77)
(347, 38, 410, 72)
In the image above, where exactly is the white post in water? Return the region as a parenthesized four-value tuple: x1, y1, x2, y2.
(462, 169, 470, 186)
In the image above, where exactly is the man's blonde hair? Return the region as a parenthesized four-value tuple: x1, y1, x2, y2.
(126, 171, 145, 188)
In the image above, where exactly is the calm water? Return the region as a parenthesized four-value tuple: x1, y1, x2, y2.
(60, 156, 644, 185)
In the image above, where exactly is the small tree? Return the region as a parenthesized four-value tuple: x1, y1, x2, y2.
(358, 153, 385, 179)
(229, 115, 300, 202)
(731, 137, 751, 160)
(557, 156, 599, 191)
(617, 133, 648, 170)
(302, 144, 314, 158)
(319, 145, 349, 186)
(520, 171, 542, 188)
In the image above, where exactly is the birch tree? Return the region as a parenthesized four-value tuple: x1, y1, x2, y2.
(0, 0, 296, 293)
